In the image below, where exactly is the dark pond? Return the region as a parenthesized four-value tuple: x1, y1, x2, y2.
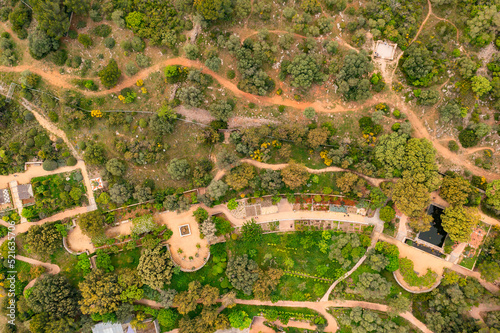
(417, 205, 448, 247)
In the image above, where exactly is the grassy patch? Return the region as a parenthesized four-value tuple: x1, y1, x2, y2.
(50, 248, 82, 286)
(399, 258, 437, 288)
(459, 246, 479, 270)
(110, 247, 142, 271)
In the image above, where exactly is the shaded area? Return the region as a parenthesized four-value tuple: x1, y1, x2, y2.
(418, 205, 447, 247)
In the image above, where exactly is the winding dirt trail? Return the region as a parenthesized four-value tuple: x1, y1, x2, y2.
(470, 304, 500, 323)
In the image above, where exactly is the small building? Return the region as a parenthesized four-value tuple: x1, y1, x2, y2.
(92, 322, 134, 333)
(17, 184, 35, 205)
(374, 40, 397, 60)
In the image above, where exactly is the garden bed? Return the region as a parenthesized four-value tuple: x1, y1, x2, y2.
(22, 170, 87, 221)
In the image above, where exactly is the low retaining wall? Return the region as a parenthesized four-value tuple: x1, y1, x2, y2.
(392, 269, 442, 294)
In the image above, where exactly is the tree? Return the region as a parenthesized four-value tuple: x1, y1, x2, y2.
(64, 0, 90, 15)
(177, 86, 203, 107)
(157, 309, 178, 330)
(217, 150, 239, 169)
(471, 75, 492, 96)
(393, 174, 430, 218)
(106, 158, 126, 177)
(367, 252, 389, 272)
(25, 222, 62, 257)
(225, 163, 255, 190)
(459, 128, 480, 148)
(486, 180, 500, 212)
(201, 218, 217, 243)
(133, 185, 153, 202)
(31, 0, 70, 39)
(286, 54, 323, 90)
(402, 44, 435, 86)
(478, 261, 500, 283)
(228, 310, 252, 329)
(241, 220, 263, 243)
(442, 205, 480, 242)
(403, 138, 440, 191)
(77, 33, 92, 48)
(440, 175, 471, 206)
(109, 183, 131, 205)
(83, 142, 106, 165)
(137, 246, 174, 289)
(379, 206, 395, 223)
(209, 99, 234, 121)
(307, 127, 329, 149)
(42, 159, 58, 171)
(355, 272, 391, 299)
(252, 268, 284, 300)
(79, 270, 122, 315)
(149, 114, 175, 136)
(174, 281, 201, 314)
(226, 254, 259, 295)
(336, 50, 373, 100)
(194, 0, 233, 21)
(78, 210, 105, 238)
(167, 158, 191, 180)
(260, 170, 284, 194)
(281, 162, 309, 189)
(28, 274, 79, 318)
(387, 294, 411, 317)
(457, 57, 478, 79)
(303, 107, 316, 119)
(28, 29, 59, 60)
(206, 180, 228, 200)
(417, 89, 440, 106)
(336, 172, 359, 193)
(98, 59, 121, 88)
(199, 284, 220, 306)
(409, 213, 433, 233)
(439, 101, 463, 123)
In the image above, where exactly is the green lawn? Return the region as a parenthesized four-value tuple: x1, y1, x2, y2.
(50, 248, 82, 286)
(110, 247, 142, 271)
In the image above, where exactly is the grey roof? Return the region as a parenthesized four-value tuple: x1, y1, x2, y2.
(17, 184, 33, 200)
(126, 326, 135, 333)
(0, 189, 10, 204)
(92, 322, 124, 333)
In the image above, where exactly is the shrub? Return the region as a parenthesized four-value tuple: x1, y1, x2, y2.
(391, 123, 401, 131)
(448, 140, 459, 152)
(458, 129, 479, 148)
(399, 258, 437, 288)
(42, 160, 58, 171)
(78, 34, 93, 48)
(50, 49, 67, 66)
(183, 44, 199, 60)
(304, 107, 316, 119)
(92, 24, 112, 37)
(98, 59, 121, 88)
(68, 30, 78, 39)
(125, 62, 139, 76)
(227, 69, 236, 79)
(131, 36, 145, 52)
(104, 37, 115, 49)
(136, 53, 151, 68)
(66, 157, 77, 166)
(76, 21, 87, 29)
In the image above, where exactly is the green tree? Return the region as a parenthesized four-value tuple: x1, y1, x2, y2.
(486, 180, 500, 212)
(307, 127, 329, 149)
(355, 272, 391, 299)
(402, 44, 435, 86)
(98, 59, 121, 88)
(226, 254, 259, 295)
(471, 75, 492, 96)
(336, 50, 373, 100)
(25, 223, 62, 257)
(78, 210, 105, 238)
(379, 206, 395, 223)
(228, 310, 252, 329)
(194, 0, 233, 21)
(31, 0, 70, 39)
(225, 163, 255, 190)
(28, 274, 79, 318)
(478, 261, 500, 283)
(157, 309, 178, 330)
(440, 175, 472, 206)
(206, 180, 228, 200)
(79, 270, 122, 315)
(387, 294, 411, 317)
(303, 107, 316, 119)
(241, 220, 263, 243)
(77, 33, 92, 48)
(83, 142, 106, 165)
(286, 54, 323, 90)
(167, 158, 191, 180)
(336, 172, 359, 193)
(64, 0, 90, 15)
(109, 183, 131, 205)
(28, 29, 59, 60)
(393, 174, 430, 218)
(442, 205, 480, 243)
(281, 162, 309, 189)
(106, 158, 126, 177)
(210, 99, 234, 121)
(137, 246, 174, 289)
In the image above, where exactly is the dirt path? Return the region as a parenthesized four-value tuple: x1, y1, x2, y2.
(17, 255, 60, 274)
(214, 159, 391, 186)
(251, 316, 316, 332)
(469, 304, 500, 323)
(410, 0, 433, 45)
(20, 98, 80, 159)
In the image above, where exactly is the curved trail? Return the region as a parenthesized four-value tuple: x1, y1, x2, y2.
(137, 298, 432, 333)
(470, 304, 500, 323)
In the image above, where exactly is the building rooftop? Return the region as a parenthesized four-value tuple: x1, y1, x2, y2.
(0, 189, 10, 205)
(92, 322, 125, 333)
(17, 184, 33, 200)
